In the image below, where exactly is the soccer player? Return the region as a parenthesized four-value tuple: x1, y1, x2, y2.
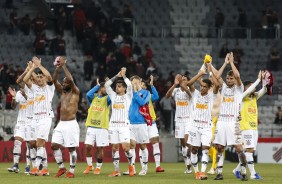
(187, 63, 219, 180)
(140, 75, 165, 172)
(165, 74, 193, 173)
(83, 78, 111, 175)
(105, 68, 135, 177)
(51, 57, 80, 178)
(129, 75, 151, 175)
(7, 87, 27, 173)
(213, 53, 248, 181)
(24, 57, 55, 176)
(232, 70, 266, 180)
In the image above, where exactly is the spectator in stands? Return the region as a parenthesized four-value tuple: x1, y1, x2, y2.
(0, 64, 9, 91)
(237, 8, 247, 38)
(77, 98, 88, 123)
(144, 44, 153, 62)
(0, 86, 3, 109)
(272, 11, 280, 30)
(160, 96, 174, 133)
(219, 43, 230, 58)
(232, 43, 244, 71)
(113, 34, 124, 49)
(95, 64, 106, 80)
(274, 106, 282, 124)
(133, 42, 142, 59)
(7, 64, 16, 85)
(121, 41, 132, 60)
(167, 71, 176, 84)
(19, 14, 31, 35)
(215, 7, 224, 35)
(269, 46, 280, 71)
(32, 13, 47, 34)
(56, 6, 67, 35)
(83, 55, 94, 81)
(9, 9, 18, 34)
(72, 6, 86, 41)
(5, 89, 13, 110)
(146, 61, 156, 77)
(33, 32, 46, 55)
(50, 34, 66, 56)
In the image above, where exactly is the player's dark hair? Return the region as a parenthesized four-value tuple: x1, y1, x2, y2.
(227, 70, 234, 76)
(116, 80, 126, 88)
(202, 79, 212, 88)
(182, 74, 190, 80)
(99, 82, 105, 88)
(243, 81, 253, 87)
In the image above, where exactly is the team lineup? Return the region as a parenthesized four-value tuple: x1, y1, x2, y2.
(6, 53, 273, 180)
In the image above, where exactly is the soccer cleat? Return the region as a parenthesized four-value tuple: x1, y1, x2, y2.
(138, 168, 147, 176)
(83, 165, 94, 174)
(55, 168, 67, 177)
(232, 169, 241, 179)
(24, 166, 30, 174)
(199, 172, 208, 180)
(184, 169, 192, 174)
(65, 171, 74, 178)
(250, 173, 263, 180)
(156, 166, 165, 172)
(207, 168, 216, 175)
(195, 172, 201, 180)
(93, 168, 101, 175)
(128, 165, 135, 176)
(123, 170, 136, 175)
(39, 169, 50, 176)
(108, 171, 121, 177)
(7, 165, 19, 173)
(29, 167, 39, 175)
(241, 174, 248, 181)
(214, 173, 224, 180)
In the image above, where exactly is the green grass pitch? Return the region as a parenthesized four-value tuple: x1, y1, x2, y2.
(0, 162, 281, 184)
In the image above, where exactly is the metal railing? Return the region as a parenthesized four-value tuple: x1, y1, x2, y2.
(133, 26, 281, 39)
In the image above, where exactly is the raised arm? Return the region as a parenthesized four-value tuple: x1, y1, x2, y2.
(165, 74, 181, 98)
(23, 63, 36, 88)
(229, 52, 242, 86)
(187, 70, 206, 93)
(207, 63, 219, 94)
(149, 75, 159, 102)
(216, 53, 230, 80)
(53, 65, 63, 94)
(120, 67, 132, 97)
(59, 57, 79, 94)
(105, 72, 120, 98)
(33, 56, 53, 83)
(133, 90, 150, 106)
(8, 87, 17, 109)
(86, 78, 100, 103)
(16, 63, 31, 88)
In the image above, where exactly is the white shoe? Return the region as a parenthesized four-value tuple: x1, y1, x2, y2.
(207, 168, 216, 175)
(184, 169, 192, 174)
(138, 169, 147, 175)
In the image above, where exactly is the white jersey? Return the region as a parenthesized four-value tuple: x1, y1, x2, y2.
(191, 90, 215, 128)
(172, 87, 193, 123)
(24, 84, 34, 118)
(15, 91, 27, 121)
(218, 83, 243, 122)
(31, 83, 55, 119)
(105, 78, 132, 126)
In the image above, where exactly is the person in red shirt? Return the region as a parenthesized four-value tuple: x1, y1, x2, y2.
(145, 44, 153, 61)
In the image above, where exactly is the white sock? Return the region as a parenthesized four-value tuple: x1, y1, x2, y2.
(235, 163, 241, 172)
(182, 146, 188, 167)
(54, 149, 65, 169)
(30, 148, 36, 168)
(69, 150, 77, 173)
(153, 143, 161, 168)
(131, 148, 136, 165)
(139, 149, 144, 168)
(13, 140, 22, 164)
(42, 147, 48, 169)
(96, 158, 102, 169)
(201, 149, 209, 173)
(112, 151, 120, 171)
(125, 150, 133, 165)
(191, 153, 199, 172)
(216, 152, 224, 174)
(86, 157, 92, 166)
(26, 142, 30, 166)
(246, 152, 256, 176)
(35, 147, 44, 168)
(141, 148, 148, 170)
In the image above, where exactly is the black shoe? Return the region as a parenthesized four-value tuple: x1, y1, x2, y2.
(214, 173, 223, 180)
(241, 174, 248, 181)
